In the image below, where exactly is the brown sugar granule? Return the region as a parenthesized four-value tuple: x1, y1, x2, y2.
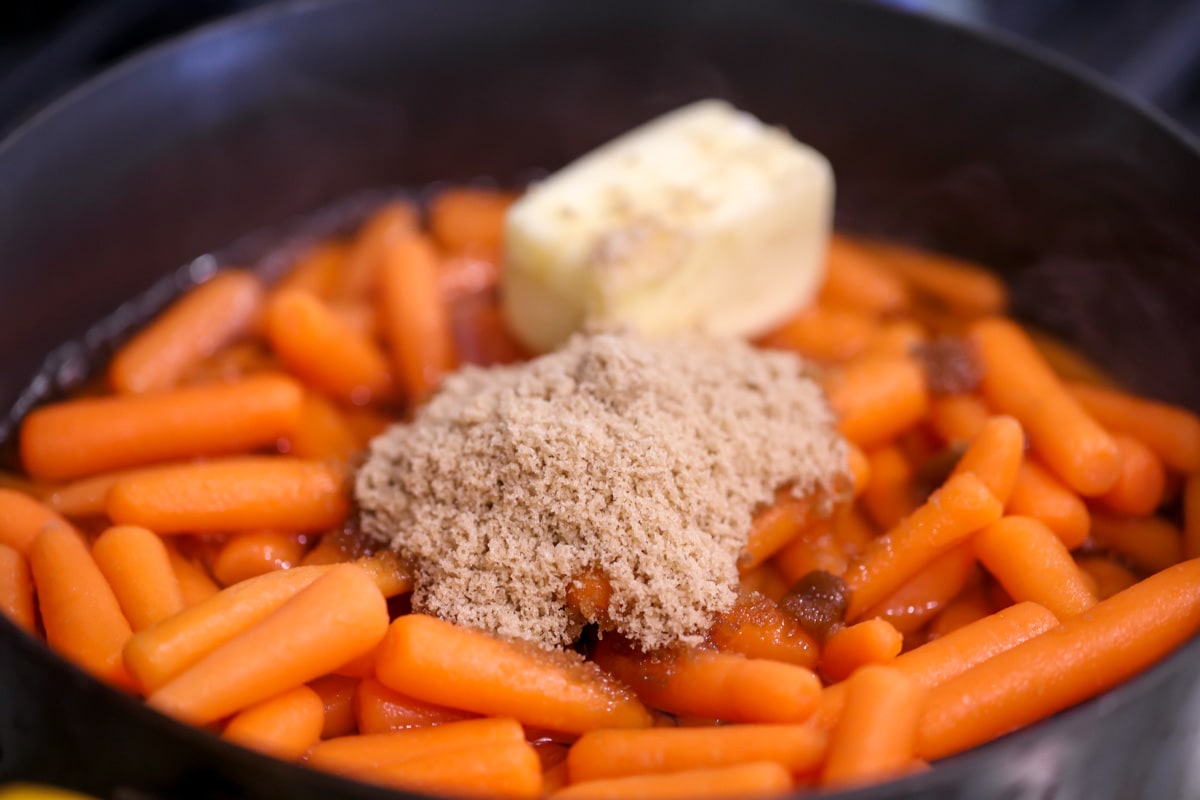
(355, 330, 848, 651)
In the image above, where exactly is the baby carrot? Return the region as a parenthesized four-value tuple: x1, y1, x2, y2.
(29, 527, 134, 689)
(822, 666, 925, 788)
(356, 676, 477, 734)
(818, 235, 910, 316)
(1096, 433, 1166, 516)
(147, 564, 388, 724)
(708, 592, 819, 669)
(759, 305, 877, 363)
(928, 394, 989, 444)
(0, 488, 79, 554)
(1089, 512, 1183, 574)
(973, 517, 1097, 618)
(379, 233, 458, 402)
(274, 242, 346, 299)
(1069, 383, 1200, 474)
(309, 674, 359, 739)
(1005, 459, 1090, 550)
(165, 544, 220, 607)
(44, 467, 157, 519)
(919, 559, 1200, 760)
(0, 544, 35, 633)
(92, 525, 185, 632)
(337, 201, 420, 301)
(265, 289, 394, 406)
(948, 416, 1024, 504)
(429, 187, 513, 258)
(123, 564, 330, 691)
(554, 762, 793, 800)
(592, 641, 820, 724)
(843, 472, 1003, 619)
(20, 374, 304, 481)
(282, 393, 360, 463)
(773, 518, 848, 582)
(222, 684, 325, 761)
(1075, 557, 1139, 601)
(970, 318, 1119, 496)
(107, 457, 349, 534)
(819, 619, 903, 683)
(859, 543, 976, 636)
(740, 489, 816, 572)
(1186, 475, 1200, 561)
(211, 530, 309, 587)
(863, 319, 928, 360)
(823, 356, 929, 449)
(567, 725, 826, 783)
(354, 549, 414, 598)
(860, 446, 917, 531)
(367, 741, 543, 799)
(377, 614, 651, 733)
(306, 717, 527, 775)
(109, 270, 264, 394)
(866, 241, 1006, 318)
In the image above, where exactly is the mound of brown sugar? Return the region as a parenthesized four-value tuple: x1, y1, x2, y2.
(355, 330, 848, 650)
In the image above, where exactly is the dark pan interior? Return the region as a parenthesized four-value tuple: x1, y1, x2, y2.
(1, 1, 1199, 798)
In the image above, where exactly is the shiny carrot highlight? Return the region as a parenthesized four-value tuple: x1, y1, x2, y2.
(211, 530, 308, 587)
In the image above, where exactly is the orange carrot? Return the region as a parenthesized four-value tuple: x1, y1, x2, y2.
(124, 564, 331, 692)
(342, 406, 393, 446)
(554, 762, 792, 800)
(863, 320, 928, 360)
(354, 549, 415, 598)
(429, 188, 513, 258)
(306, 717, 526, 776)
(376, 614, 651, 733)
(365, 741, 543, 799)
(822, 666, 925, 787)
(820, 619, 903, 682)
(338, 202, 420, 301)
(301, 531, 358, 567)
(860, 446, 917, 531)
(147, 564, 387, 724)
(1096, 433, 1166, 516)
(1069, 383, 1200, 474)
(211, 531, 309, 587)
(1186, 474, 1200, 561)
(0, 488, 79, 554)
(928, 394, 989, 444)
(326, 299, 380, 341)
(924, 583, 993, 639)
(182, 341, 280, 386)
(708, 592, 819, 669)
(740, 489, 816, 572)
(165, 544, 220, 607)
(223, 684, 325, 761)
(772, 518, 848, 582)
(948, 415, 1024, 504)
(29, 527, 134, 689)
(92, 525, 185, 632)
(1075, 557, 1139, 601)
(567, 725, 826, 783)
(44, 467, 158, 519)
(1005, 459, 1090, 549)
(356, 676, 476, 734)
(819, 235, 910, 316)
(866, 241, 1006, 318)
(974, 517, 1097, 618)
(109, 271, 264, 394)
(844, 472, 1003, 619)
(970, 318, 1119, 496)
(274, 242, 346, 299)
(845, 444, 871, 498)
(0, 544, 35, 633)
(281, 393, 360, 463)
(919, 559, 1200, 760)
(592, 640, 819, 724)
(1089, 512, 1183, 574)
(823, 356, 929, 449)
(565, 567, 614, 625)
(860, 544, 976, 636)
(265, 289, 394, 406)
(107, 457, 349, 534)
(309, 674, 360, 739)
(738, 562, 790, 603)
(20, 375, 304, 481)
(759, 305, 877, 363)
(379, 234, 458, 402)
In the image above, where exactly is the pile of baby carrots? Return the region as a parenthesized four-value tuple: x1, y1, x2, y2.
(2, 186, 1200, 799)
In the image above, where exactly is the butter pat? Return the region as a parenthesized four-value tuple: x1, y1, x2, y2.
(502, 99, 834, 352)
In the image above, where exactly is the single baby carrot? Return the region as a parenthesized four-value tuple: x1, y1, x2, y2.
(821, 666, 926, 788)
(1075, 557, 1139, 601)
(818, 235, 910, 316)
(0, 544, 36, 633)
(974, 517, 1097, 618)
(0, 488, 79, 554)
(29, 527, 134, 689)
(165, 544, 220, 607)
(366, 741, 543, 799)
(429, 187, 513, 258)
(592, 640, 820, 724)
(265, 289, 394, 406)
(948, 416, 1024, 504)
(554, 762, 793, 800)
(844, 472, 1003, 619)
(306, 717, 527, 775)
(1185, 474, 1200, 561)
(708, 592, 820, 669)
(823, 356, 930, 449)
(567, 725, 827, 783)
(970, 318, 1119, 496)
(1005, 459, 1090, 550)
(1089, 512, 1183, 574)
(866, 241, 1006, 318)
(223, 684, 325, 761)
(147, 564, 388, 724)
(759, 305, 878, 363)
(92, 525, 186, 632)
(211, 530, 309, 587)
(274, 242, 346, 299)
(123, 564, 331, 691)
(928, 394, 989, 444)
(107, 457, 349, 534)
(919, 559, 1200, 760)
(109, 270, 264, 394)
(860, 446, 917, 531)
(20, 374, 304, 481)
(282, 393, 360, 463)
(309, 674, 360, 739)
(379, 233, 458, 402)
(1068, 383, 1200, 474)
(44, 467, 157, 519)
(819, 619, 904, 683)
(740, 489, 816, 572)
(337, 201, 420, 301)
(355, 676, 477, 734)
(1096, 433, 1166, 516)
(859, 543, 976, 636)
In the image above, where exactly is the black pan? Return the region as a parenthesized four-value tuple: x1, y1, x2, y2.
(2, 1, 1199, 798)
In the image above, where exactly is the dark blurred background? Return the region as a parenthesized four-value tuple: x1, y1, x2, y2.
(1, 0, 1197, 138)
